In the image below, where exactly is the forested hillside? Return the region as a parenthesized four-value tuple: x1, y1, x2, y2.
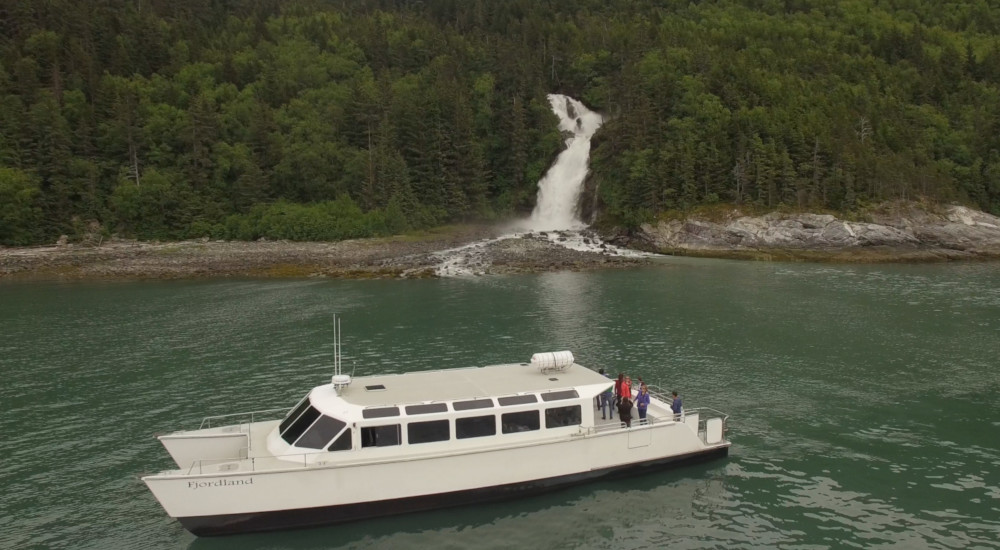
(2, 0, 999, 245)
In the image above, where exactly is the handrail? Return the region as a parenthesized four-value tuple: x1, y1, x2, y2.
(198, 407, 289, 430)
(678, 407, 730, 446)
(186, 451, 314, 475)
(588, 414, 662, 434)
(631, 386, 730, 446)
(178, 408, 729, 477)
(644, 384, 675, 404)
(176, 403, 730, 476)
(685, 406, 729, 421)
(643, 384, 729, 419)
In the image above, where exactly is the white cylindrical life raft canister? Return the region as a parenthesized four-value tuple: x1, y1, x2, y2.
(530, 351, 575, 370)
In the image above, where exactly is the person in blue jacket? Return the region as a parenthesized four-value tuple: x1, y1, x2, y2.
(671, 391, 682, 420)
(635, 383, 651, 423)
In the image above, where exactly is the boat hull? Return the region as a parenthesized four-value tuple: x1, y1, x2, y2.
(178, 445, 728, 536)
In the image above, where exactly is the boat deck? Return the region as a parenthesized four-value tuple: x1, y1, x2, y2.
(324, 361, 612, 408)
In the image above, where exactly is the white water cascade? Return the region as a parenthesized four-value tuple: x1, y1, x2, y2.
(526, 94, 604, 231)
(430, 94, 646, 277)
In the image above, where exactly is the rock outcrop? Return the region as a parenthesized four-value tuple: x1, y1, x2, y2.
(638, 204, 1000, 261)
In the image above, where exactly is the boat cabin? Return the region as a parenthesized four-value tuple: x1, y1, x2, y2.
(265, 353, 615, 460)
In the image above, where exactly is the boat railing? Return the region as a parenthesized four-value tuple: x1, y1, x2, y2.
(186, 449, 417, 475)
(645, 383, 729, 438)
(180, 406, 729, 475)
(198, 407, 288, 430)
(681, 407, 729, 445)
(593, 385, 730, 444)
(186, 452, 314, 475)
(587, 413, 667, 434)
(644, 384, 676, 404)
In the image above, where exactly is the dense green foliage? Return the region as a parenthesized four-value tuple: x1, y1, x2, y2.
(2, 0, 1000, 244)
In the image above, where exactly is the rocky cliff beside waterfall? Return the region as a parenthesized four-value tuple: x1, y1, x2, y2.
(627, 202, 1000, 262)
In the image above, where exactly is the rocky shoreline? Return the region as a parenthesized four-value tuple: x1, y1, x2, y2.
(2, 204, 999, 281)
(0, 225, 647, 281)
(630, 203, 1000, 262)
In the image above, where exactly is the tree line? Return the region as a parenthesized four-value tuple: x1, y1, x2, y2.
(2, 0, 999, 245)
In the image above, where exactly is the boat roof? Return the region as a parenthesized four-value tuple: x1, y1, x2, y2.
(320, 361, 612, 408)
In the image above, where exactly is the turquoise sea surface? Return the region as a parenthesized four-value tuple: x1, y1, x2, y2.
(1, 257, 998, 549)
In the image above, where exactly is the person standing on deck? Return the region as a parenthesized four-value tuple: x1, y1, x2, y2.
(599, 369, 614, 419)
(671, 391, 683, 420)
(636, 383, 650, 423)
(618, 396, 633, 428)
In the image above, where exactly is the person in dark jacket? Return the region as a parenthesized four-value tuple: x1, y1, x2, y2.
(618, 397, 633, 428)
(599, 369, 614, 420)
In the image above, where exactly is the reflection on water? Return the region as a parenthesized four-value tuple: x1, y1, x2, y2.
(536, 271, 606, 359)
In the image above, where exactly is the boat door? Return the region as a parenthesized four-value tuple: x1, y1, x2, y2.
(627, 426, 651, 449)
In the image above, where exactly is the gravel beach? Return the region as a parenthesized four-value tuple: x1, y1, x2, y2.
(0, 225, 648, 281)
(4, 204, 999, 282)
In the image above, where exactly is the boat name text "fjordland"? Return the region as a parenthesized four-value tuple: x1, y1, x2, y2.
(188, 478, 254, 490)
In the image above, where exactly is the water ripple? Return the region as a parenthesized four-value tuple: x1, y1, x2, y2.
(1, 263, 998, 549)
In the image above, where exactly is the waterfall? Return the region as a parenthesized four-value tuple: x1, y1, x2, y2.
(431, 94, 631, 277)
(526, 94, 604, 232)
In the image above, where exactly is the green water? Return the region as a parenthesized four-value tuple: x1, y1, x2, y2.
(1, 258, 998, 549)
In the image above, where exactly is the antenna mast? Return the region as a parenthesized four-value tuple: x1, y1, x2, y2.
(334, 314, 341, 377)
(331, 314, 351, 394)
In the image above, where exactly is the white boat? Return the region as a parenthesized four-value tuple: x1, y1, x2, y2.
(142, 348, 730, 536)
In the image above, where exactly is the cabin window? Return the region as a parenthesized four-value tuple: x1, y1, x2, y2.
(327, 429, 352, 452)
(362, 406, 400, 419)
(453, 398, 493, 411)
(365, 384, 386, 391)
(498, 394, 537, 406)
(408, 420, 450, 444)
(541, 390, 579, 402)
(456, 415, 496, 439)
(294, 415, 347, 449)
(405, 403, 449, 415)
(278, 396, 312, 434)
(501, 410, 540, 433)
(545, 405, 582, 428)
(280, 406, 321, 445)
(361, 425, 401, 447)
